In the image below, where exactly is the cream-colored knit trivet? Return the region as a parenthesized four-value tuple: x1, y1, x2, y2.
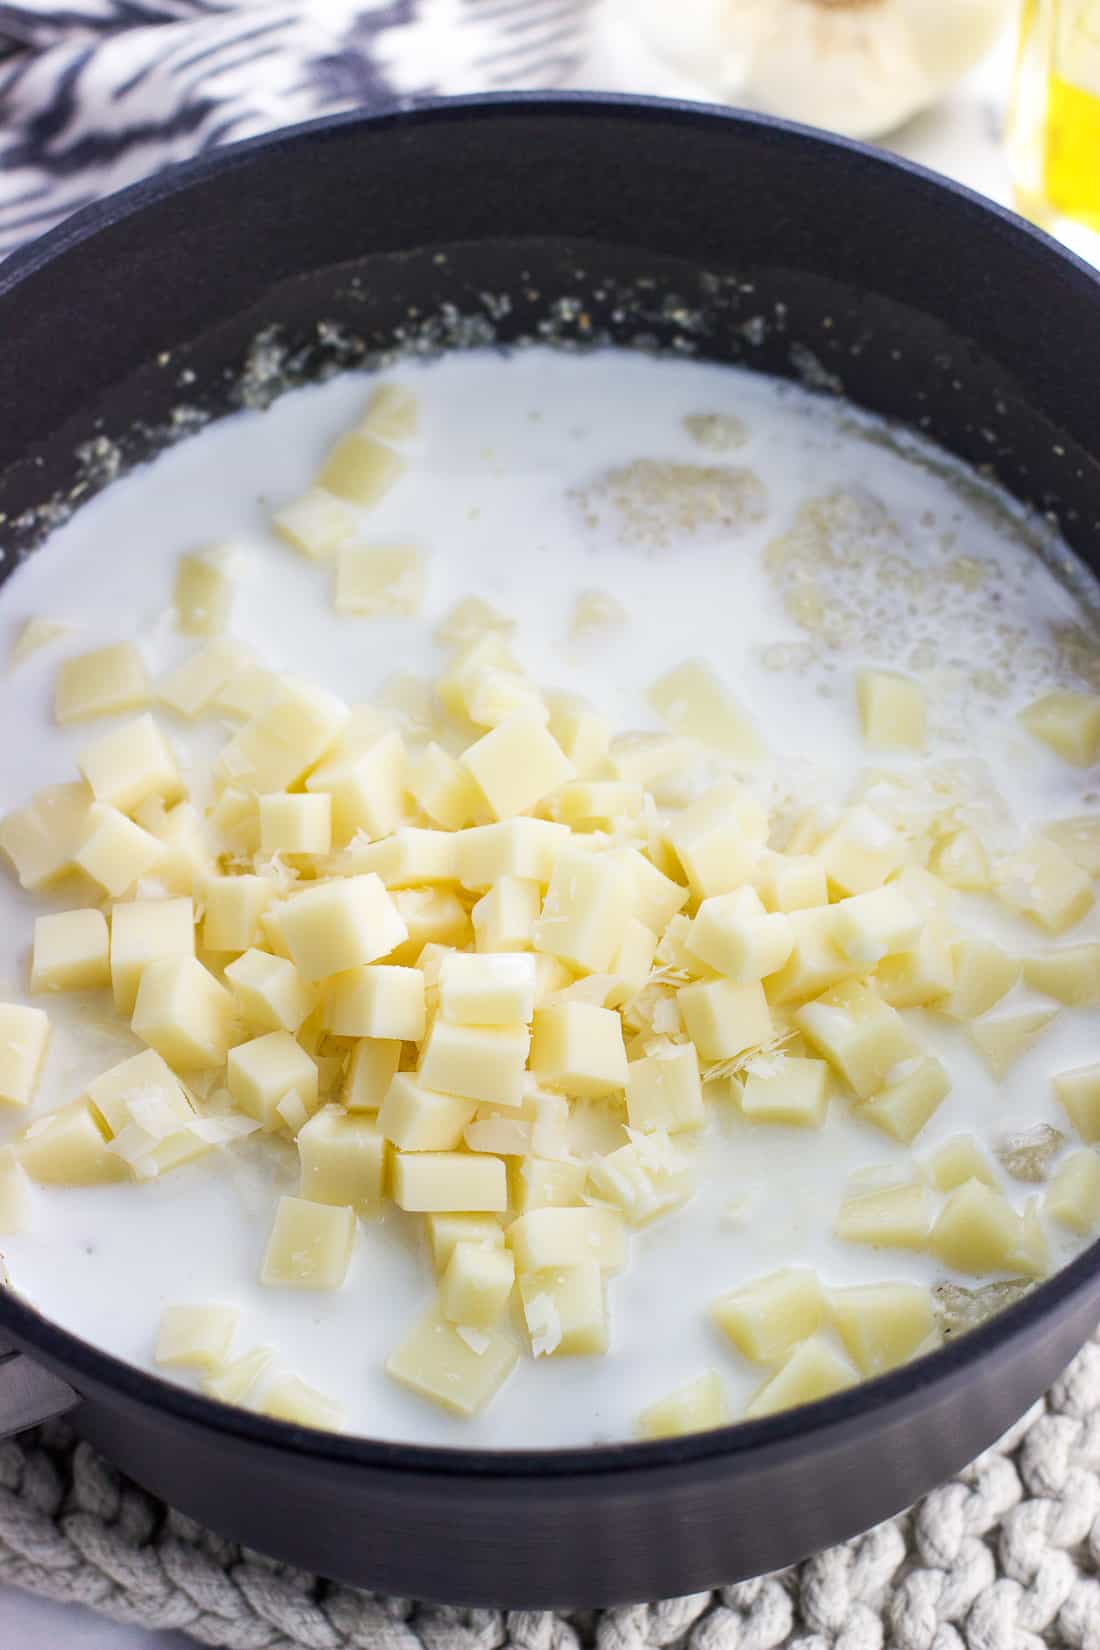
(2, 1336, 1100, 1650)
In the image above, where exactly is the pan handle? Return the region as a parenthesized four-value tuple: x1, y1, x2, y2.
(0, 1337, 80, 1436)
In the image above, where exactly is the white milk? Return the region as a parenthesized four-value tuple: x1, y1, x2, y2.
(1, 346, 1098, 1447)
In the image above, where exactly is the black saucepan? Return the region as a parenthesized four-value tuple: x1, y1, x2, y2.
(1, 96, 1100, 1611)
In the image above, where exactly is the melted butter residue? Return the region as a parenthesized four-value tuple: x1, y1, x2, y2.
(572, 459, 767, 550)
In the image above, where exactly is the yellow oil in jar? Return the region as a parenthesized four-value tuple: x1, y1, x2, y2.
(1011, 0, 1100, 233)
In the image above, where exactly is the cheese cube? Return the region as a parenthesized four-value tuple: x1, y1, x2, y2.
(360, 381, 419, 442)
(208, 788, 260, 857)
(215, 666, 277, 720)
(618, 847, 689, 934)
(755, 852, 828, 914)
(587, 1133, 694, 1226)
(929, 1134, 998, 1192)
(318, 428, 404, 505)
(744, 1337, 858, 1419)
(18, 1100, 126, 1185)
(648, 658, 764, 758)
(967, 1008, 1058, 1079)
(1046, 1149, 1100, 1234)
(75, 804, 164, 896)
(438, 953, 536, 1027)
(85, 1046, 192, 1135)
(388, 889, 469, 963)
(930, 829, 990, 892)
(132, 957, 237, 1070)
(828, 1283, 936, 1375)
(875, 918, 955, 1009)
(668, 786, 767, 901)
(203, 1346, 274, 1405)
(765, 907, 861, 1005)
(427, 1211, 506, 1273)
(217, 679, 348, 795)
(457, 820, 570, 891)
(856, 670, 926, 752)
(30, 908, 110, 993)
(344, 1037, 402, 1112)
(174, 548, 232, 636)
(9, 617, 70, 670)
(55, 641, 149, 724)
(348, 828, 458, 888)
(0, 1148, 32, 1234)
(930, 1180, 1029, 1275)
(1045, 815, 1100, 877)
(511, 1156, 588, 1214)
(861, 1056, 950, 1144)
(520, 1263, 607, 1356)
(417, 1020, 529, 1107)
(994, 835, 1094, 934)
(439, 1240, 515, 1329)
(297, 1105, 386, 1214)
(272, 488, 355, 558)
(690, 887, 793, 982)
(437, 596, 516, 649)
(306, 731, 407, 844)
(155, 1304, 238, 1372)
(261, 1374, 345, 1431)
(569, 587, 628, 641)
(437, 632, 523, 719)
(829, 886, 920, 966)
(224, 949, 315, 1033)
(625, 1043, 704, 1133)
(78, 714, 182, 812)
(508, 1206, 626, 1273)
(550, 781, 645, 832)
(0, 782, 92, 891)
(679, 979, 773, 1065)
(0, 1004, 49, 1107)
(533, 954, 576, 1005)
(460, 714, 574, 820)
(1053, 1062, 1100, 1141)
(261, 1195, 355, 1289)
(274, 875, 407, 981)
(391, 1151, 507, 1212)
(462, 667, 547, 731)
(386, 1306, 517, 1417)
(796, 981, 916, 1100)
(530, 1002, 627, 1099)
(334, 544, 426, 616)
(1023, 945, 1100, 1006)
(201, 875, 271, 954)
(834, 1182, 932, 1250)
(941, 938, 1019, 1021)
(409, 744, 484, 832)
(324, 965, 425, 1040)
(711, 1268, 824, 1364)
(469, 880, 535, 955)
(228, 1031, 318, 1129)
(607, 731, 694, 786)
(818, 805, 903, 897)
(607, 918, 659, 1008)
(636, 1370, 729, 1439)
(740, 1056, 829, 1128)
(545, 696, 612, 777)
(377, 1073, 477, 1150)
(110, 896, 194, 1013)
(1019, 690, 1100, 767)
(258, 794, 331, 857)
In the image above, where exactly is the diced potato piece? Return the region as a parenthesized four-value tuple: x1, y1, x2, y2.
(940, 937, 1019, 1021)
(829, 887, 920, 966)
(856, 670, 926, 752)
(711, 1268, 824, 1364)
(18, 1100, 126, 1185)
(828, 1282, 935, 1375)
(861, 1056, 950, 1144)
(796, 981, 916, 1100)
(378, 1074, 478, 1149)
(930, 1180, 1031, 1275)
(744, 1337, 858, 1419)
(1046, 1149, 1100, 1234)
(31, 908, 110, 993)
(439, 1240, 515, 1329)
(765, 907, 861, 1005)
(755, 852, 828, 914)
(1023, 945, 1100, 1006)
(75, 804, 164, 897)
(261, 1195, 355, 1289)
(344, 1037, 402, 1113)
(460, 713, 574, 821)
(508, 1206, 626, 1273)
(78, 714, 182, 813)
(223, 949, 315, 1034)
(427, 1211, 505, 1273)
(0, 1147, 32, 1233)
(511, 1156, 587, 1214)
(258, 794, 331, 858)
(648, 659, 764, 758)
(274, 875, 407, 982)
(876, 918, 955, 1009)
(386, 1305, 518, 1417)
(324, 965, 425, 1040)
(967, 1008, 1058, 1080)
(1053, 1062, 1100, 1142)
(625, 1043, 704, 1133)
(739, 1056, 829, 1128)
(587, 1131, 694, 1226)
(834, 1182, 932, 1250)
(0, 1003, 49, 1107)
(334, 544, 426, 617)
(273, 488, 355, 558)
(110, 896, 194, 1013)
(392, 1151, 507, 1212)
(318, 428, 404, 505)
(410, 744, 484, 833)
(636, 1369, 729, 1439)
(994, 835, 1094, 934)
(228, 1031, 318, 1130)
(417, 1020, 529, 1108)
(55, 641, 149, 724)
(297, 1105, 386, 1214)
(457, 820, 569, 892)
(361, 381, 420, 442)
(530, 1002, 627, 1100)
(1019, 690, 1100, 767)
(132, 957, 237, 1070)
(520, 1263, 607, 1356)
(930, 830, 990, 892)
(438, 953, 536, 1027)
(155, 1303, 238, 1372)
(0, 782, 92, 891)
(690, 887, 793, 982)
(679, 978, 773, 1065)
(261, 1373, 345, 1431)
(204, 1346, 274, 1405)
(1045, 816, 1100, 877)
(305, 730, 406, 844)
(435, 595, 515, 648)
(818, 805, 903, 897)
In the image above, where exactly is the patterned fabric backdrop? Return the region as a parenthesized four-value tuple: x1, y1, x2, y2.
(0, 0, 593, 260)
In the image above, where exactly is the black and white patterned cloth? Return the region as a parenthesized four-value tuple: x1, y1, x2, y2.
(0, 0, 592, 260)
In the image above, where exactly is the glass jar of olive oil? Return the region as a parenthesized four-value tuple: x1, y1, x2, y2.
(1009, 0, 1100, 240)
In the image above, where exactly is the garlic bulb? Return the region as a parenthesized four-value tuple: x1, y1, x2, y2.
(611, 0, 1012, 141)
